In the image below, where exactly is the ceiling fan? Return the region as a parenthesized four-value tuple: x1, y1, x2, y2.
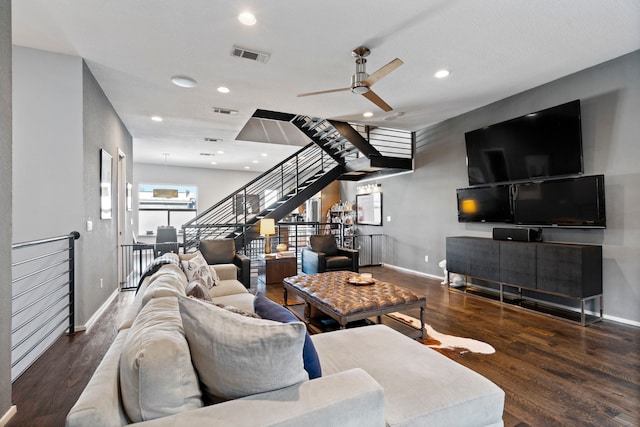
(297, 46, 403, 112)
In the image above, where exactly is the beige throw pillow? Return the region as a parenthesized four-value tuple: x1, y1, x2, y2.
(181, 251, 219, 288)
(177, 295, 308, 402)
(119, 297, 202, 422)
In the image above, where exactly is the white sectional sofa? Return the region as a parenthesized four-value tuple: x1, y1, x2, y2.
(66, 252, 504, 427)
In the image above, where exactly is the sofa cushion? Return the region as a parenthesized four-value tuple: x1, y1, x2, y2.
(181, 251, 218, 288)
(253, 292, 322, 379)
(185, 280, 212, 301)
(325, 255, 353, 270)
(141, 264, 188, 307)
(119, 297, 202, 423)
(199, 239, 236, 264)
(177, 295, 308, 402)
(211, 292, 256, 313)
(311, 324, 505, 427)
(211, 263, 238, 281)
(310, 235, 338, 256)
(209, 279, 248, 298)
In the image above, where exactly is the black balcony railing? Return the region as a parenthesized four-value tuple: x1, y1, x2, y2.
(11, 231, 79, 381)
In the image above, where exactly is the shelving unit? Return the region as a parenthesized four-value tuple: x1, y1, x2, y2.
(327, 202, 355, 247)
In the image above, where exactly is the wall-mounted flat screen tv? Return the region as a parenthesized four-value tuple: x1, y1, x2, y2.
(465, 100, 583, 186)
(356, 192, 382, 226)
(456, 185, 513, 223)
(513, 174, 606, 228)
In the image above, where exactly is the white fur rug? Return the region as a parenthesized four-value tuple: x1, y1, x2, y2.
(388, 312, 495, 355)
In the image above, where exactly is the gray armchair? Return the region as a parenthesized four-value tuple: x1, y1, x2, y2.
(197, 238, 251, 288)
(301, 235, 359, 274)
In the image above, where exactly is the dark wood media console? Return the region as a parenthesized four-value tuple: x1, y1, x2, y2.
(446, 236, 603, 325)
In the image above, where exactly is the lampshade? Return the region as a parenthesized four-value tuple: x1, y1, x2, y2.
(259, 218, 276, 235)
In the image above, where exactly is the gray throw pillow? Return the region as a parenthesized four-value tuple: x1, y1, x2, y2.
(177, 295, 308, 402)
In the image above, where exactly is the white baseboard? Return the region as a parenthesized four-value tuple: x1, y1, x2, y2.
(379, 263, 639, 328)
(78, 289, 119, 333)
(381, 263, 444, 282)
(0, 405, 16, 427)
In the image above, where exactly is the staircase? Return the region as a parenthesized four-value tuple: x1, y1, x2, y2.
(182, 111, 414, 252)
(182, 143, 344, 252)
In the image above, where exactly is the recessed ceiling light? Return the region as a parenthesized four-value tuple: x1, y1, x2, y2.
(210, 161, 217, 165)
(260, 153, 267, 157)
(151, 116, 163, 122)
(217, 150, 224, 154)
(171, 75, 197, 88)
(238, 11, 256, 26)
(217, 86, 230, 94)
(252, 160, 259, 164)
(434, 69, 450, 79)
(244, 166, 250, 169)
(363, 112, 373, 118)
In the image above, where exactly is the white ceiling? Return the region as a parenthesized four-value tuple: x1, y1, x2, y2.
(11, 0, 640, 172)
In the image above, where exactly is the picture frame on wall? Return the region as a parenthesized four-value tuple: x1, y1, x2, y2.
(126, 182, 133, 211)
(100, 149, 112, 219)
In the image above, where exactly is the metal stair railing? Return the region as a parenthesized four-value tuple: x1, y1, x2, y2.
(182, 143, 340, 252)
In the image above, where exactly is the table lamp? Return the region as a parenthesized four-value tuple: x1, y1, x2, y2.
(260, 218, 276, 254)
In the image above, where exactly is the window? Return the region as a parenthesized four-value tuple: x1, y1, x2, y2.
(138, 184, 197, 236)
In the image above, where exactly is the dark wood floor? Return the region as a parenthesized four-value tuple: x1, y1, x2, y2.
(9, 266, 640, 427)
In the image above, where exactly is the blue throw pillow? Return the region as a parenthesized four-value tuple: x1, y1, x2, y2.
(253, 292, 322, 379)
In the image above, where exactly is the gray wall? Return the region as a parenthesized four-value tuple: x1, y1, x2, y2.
(79, 60, 133, 324)
(343, 50, 640, 325)
(0, 0, 12, 418)
(12, 47, 132, 326)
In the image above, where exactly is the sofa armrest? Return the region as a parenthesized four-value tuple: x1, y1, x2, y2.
(338, 248, 359, 273)
(134, 368, 385, 427)
(233, 253, 251, 288)
(301, 247, 325, 274)
(66, 331, 130, 427)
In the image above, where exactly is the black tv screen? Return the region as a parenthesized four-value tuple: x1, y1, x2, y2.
(465, 100, 583, 186)
(513, 174, 606, 228)
(456, 185, 513, 223)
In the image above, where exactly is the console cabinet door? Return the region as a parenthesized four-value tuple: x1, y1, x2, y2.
(536, 243, 602, 297)
(446, 237, 499, 281)
(445, 237, 470, 275)
(500, 241, 536, 288)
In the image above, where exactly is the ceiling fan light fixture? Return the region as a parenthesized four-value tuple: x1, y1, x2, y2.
(352, 84, 370, 95)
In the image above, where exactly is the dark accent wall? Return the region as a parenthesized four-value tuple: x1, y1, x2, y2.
(343, 50, 640, 324)
(0, 0, 12, 416)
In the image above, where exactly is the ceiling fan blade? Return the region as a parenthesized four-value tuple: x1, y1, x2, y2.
(362, 89, 393, 112)
(297, 87, 351, 97)
(363, 58, 403, 87)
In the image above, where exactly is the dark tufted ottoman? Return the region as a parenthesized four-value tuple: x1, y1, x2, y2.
(283, 271, 426, 338)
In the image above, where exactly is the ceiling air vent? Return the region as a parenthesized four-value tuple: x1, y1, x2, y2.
(212, 107, 238, 115)
(230, 46, 270, 63)
(199, 152, 215, 157)
(204, 137, 222, 143)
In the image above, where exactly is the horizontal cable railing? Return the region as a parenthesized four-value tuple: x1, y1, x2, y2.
(11, 231, 80, 382)
(351, 124, 413, 159)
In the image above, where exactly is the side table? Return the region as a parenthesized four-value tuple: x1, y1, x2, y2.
(258, 256, 297, 286)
